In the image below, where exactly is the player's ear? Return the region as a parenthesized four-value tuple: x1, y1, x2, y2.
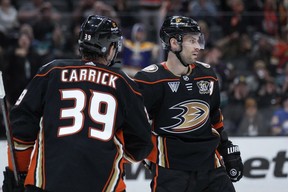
(170, 38, 180, 52)
(107, 43, 116, 64)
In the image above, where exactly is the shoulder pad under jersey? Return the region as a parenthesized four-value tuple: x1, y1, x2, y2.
(38, 59, 83, 74)
(195, 61, 211, 68)
(135, 64, 166, 83)
(195, 61, 218, 78)
(141, 64, 160, 73)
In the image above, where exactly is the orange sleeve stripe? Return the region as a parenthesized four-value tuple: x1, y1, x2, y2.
(8, 146, 33, 172)
(25, 141, 38, 186)
(194, 76, 218, 81)
(213, 122, 224, 129)
(215, 150, 221, 158)
(134, 78, 179, 85)
(146, 134, 157, 163)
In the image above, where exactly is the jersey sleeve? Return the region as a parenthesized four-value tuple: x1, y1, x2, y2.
(8, 71, 48, 172)
(117, 72, 153, 162)
(209, 70, 224, 132)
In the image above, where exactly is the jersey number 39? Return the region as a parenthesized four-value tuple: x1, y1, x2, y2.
(58, 89, 117, 141)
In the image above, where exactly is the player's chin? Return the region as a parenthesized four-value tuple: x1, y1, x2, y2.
(190, 57, 197, 63)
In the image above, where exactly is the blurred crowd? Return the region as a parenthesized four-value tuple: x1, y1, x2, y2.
(0, 0, 288, 138)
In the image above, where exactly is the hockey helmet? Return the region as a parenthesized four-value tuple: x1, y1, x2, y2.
(78, 15, 123, 56)
(160, 16, 205, 50)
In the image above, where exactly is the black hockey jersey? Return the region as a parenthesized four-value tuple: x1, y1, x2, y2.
(134, 61, 223, 171)
(9, 59, 152, 192)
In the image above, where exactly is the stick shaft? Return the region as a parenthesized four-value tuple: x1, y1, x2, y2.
(0, 72, 19, 184)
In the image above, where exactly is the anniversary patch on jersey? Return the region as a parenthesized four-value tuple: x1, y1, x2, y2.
(160, 99, 210, 133)
(142, 64, 158, 73)
(197, 80, 214, 95)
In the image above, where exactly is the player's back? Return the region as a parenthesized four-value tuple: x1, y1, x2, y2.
(10, 59, 148, 192)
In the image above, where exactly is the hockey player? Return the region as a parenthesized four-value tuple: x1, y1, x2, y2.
(2, 15, 153, 192)
(134, 16, 243, 192)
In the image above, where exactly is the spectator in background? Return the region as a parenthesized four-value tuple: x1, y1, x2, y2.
(92, 1, 118, 23)
(237, 97, 268, 136)
(72, 0, 96, 25)
(62, 21, 82, 59)
(277, 62, 288, 94)
(188, 0, 219, 26)
(262, 0, 278, 36)
(139, 0, 164, 43)
(257, 76, 281, 133)
(221, 0, 250, 36)
(0, 0, 19, 49)
(242, 0, 264, 33)
(279, 0, 287, 29)
(121, 23, 159, 77)
(271, 95, 288, 136)
(251, 59, 271, 93)
(250, 33, 275, 75)
(224, 33, 253, 74)
(271, 26, 288, 72)
(223, 75, 251, 135)
(32, 2, 61, 64)
(3, 26, 41, 107)
(254, 60, 281, 108)
(112, 0, 139, 37)
(17, 0, 60, 25)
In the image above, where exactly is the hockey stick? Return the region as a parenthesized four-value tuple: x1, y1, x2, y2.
(0, 71, 19, 185)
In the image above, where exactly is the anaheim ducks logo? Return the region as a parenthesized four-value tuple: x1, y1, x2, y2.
(160, 100, 209, 133)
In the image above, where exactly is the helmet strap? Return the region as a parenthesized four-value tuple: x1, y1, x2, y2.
(171, 38, 189, 67)
(174, 51, 189, 67)
(170, 34, 189, 67)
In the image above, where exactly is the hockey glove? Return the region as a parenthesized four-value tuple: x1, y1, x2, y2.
(218, 142, 243, 182)
(2, 167, 26, 192)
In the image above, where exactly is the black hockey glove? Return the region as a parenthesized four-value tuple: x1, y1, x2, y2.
(218, 142, 243, 182)
(2, 167, 26, 192)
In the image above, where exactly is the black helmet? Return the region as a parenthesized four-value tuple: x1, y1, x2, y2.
(160, 16, 205, 50)
(78, 15, 122, 56)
